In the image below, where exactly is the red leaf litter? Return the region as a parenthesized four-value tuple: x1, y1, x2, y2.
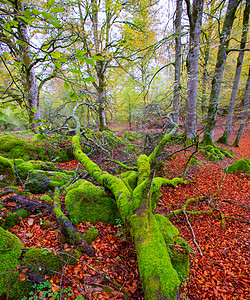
(4, 124, 250, 299)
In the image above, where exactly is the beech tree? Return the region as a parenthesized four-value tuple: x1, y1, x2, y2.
(173, 0, 183, 128)
(202, 0, 242, 144)
(0, 0, 40, 130)
(185, 0, 204, 141)
(218, 0, 250, 144)
(233, 66, 250, 147)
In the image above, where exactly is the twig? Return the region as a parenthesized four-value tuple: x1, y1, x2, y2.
(182, 210, 203, 256)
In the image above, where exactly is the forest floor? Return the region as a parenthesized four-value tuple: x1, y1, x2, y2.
(1, 119, 250, 300)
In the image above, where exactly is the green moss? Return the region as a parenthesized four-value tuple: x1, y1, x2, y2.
(137, 155, 150, 185)
(40, 195, 53, 203)
(167, 237, 191, 281)
(119, 171, 138, 192)
(22, 247, 62, 275)
(32, 133, 47, 141)
(130, 211, 180, 299)
(155, 214, 179, 244)
(0, 155, 16, 188)
(82, 228, 99, 244)
(188, 157, 202, 166)
(200, 142, 233, 161)
(65, 180, 120, 225)
(225, 158, 250, 174)
(0, 227, 26, 298)
(25, 170, 73, 194)
(0, 208, 29, 229)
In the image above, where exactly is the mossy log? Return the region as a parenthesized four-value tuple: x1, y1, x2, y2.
(72, 122, 190, 300)
(53, 188, 95, 257)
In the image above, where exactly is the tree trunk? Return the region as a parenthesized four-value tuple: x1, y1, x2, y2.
(173, 0, 183, 129)
(72, 117, 190, 299)
(203, 0, 241, 144)
(200, 2, 215, 120)
(218, 0, 250, 144)
(233, 66, 250, 147)
(185, 0, 204, 141)
(17, 1, 40, 131)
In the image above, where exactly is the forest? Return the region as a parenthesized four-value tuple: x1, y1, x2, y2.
(0, 0, 249, 299)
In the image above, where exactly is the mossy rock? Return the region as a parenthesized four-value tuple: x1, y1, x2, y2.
(225, 158, 250, 174)
(25, 170, 74, 194)
(0, 135, 74, 163)
(0, 208, 29, 229)
(40, 194, 53, 203)
(65, 179, 120, 225)
(0, 135, 47, 161)
(22, 248, 62, 276)
(0, 227, 31, 299)
(16, 160, 58, 181)
(0, 155, 16, 188)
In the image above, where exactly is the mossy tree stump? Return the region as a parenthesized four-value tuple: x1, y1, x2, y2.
(72, 119, 190, 300)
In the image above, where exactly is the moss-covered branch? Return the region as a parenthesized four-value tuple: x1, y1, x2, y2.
(108, 159, 137, 171)
(148, 114, 178, 164)
(72, 134, 190, 299)
(53, 188, 95, 257)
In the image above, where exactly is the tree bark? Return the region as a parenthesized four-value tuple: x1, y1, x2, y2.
(233, 66, 250, 147)
(173, 0, 183, 129)
(203, 0, 241, 144)
(72, 118, 190, 299)
(218, 0, 250, 144)
(185, 0, 204, 141)
(17, 1, 40, 131)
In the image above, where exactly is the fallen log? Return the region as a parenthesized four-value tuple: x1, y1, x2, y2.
(72, 117, 190, 300)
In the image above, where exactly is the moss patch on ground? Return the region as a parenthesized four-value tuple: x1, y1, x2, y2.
(0, 227, 32, 299)
(225, 158, 250, 174)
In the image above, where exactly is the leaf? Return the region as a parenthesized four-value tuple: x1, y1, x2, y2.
(69, 69, 81, 75)
(47, 0, 55, 8)
(26, 232, 33, 237)
(84, 58, 95, 66)
(54, 61, 61, 69)
(92, 54, 105, 61)
(50, 7, 64, 13)
(76, 49, 87, 56)
(64, 81, 70, 90)
(69, 91, 79, 101)
(51, 51, 62, 59)
(19, 273, 26, 283)
(51, 284, 59, 293)
(42, 12, 56, 21)
(83, 76, 95, 83)
(27, 218, 34, 226)
(32, 9, 42, 16)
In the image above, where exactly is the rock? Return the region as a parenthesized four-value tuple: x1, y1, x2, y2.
(25, 170, 74, 194)
(0, 155, 16, 188)
(65, 179, 120, 225)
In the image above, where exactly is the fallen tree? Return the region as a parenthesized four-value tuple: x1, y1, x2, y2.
(72, 116, 190, 300)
